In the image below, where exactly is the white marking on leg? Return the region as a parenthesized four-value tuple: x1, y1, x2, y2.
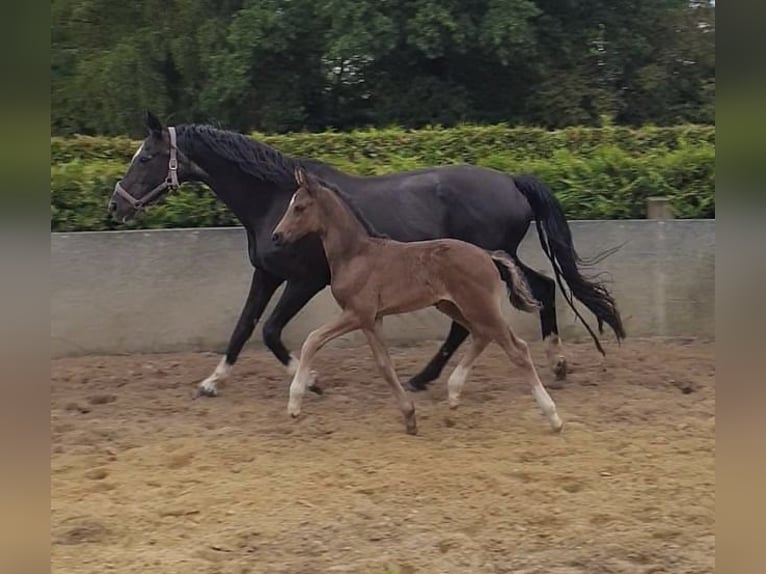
(446, 337, 487, 409)
(447, 364, 469, 408)
(532, 383, 563, 432)
(198, 356, 231, 396)
(287, 363, 312, 417)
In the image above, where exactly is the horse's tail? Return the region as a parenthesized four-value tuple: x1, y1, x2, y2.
(513, 174, 626, 355)
(490, 251, 541, 313)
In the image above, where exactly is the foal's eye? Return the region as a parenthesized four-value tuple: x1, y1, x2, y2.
(293, 205, 305, 213)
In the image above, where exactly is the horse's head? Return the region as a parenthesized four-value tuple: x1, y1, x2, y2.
(108, 111, 198, 222)
(272, 168, 323, 246)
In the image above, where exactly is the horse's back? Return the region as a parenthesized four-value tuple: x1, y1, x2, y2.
(347, 165, 534, 248)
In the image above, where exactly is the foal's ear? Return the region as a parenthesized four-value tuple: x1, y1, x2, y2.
(303, 172, 322, 196)
(144, 111, 163, 136)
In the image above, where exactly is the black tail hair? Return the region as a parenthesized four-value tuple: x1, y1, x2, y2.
(513, 174, 626, 354)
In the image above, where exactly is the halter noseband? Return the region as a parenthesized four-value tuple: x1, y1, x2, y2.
(113, 126, 180, 211)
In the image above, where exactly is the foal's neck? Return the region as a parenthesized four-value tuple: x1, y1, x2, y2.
(316, 188, 374, 271)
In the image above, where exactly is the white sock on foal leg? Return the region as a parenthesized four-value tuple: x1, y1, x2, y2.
(285, 354, 299, 376)
(532, 383, 563, 432)
(447, 364, 470, 408)
(287, 362, 315, 417)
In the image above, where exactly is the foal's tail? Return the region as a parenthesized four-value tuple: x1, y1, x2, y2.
(513, 174, 626, 355)
(490, 251, 541, 313)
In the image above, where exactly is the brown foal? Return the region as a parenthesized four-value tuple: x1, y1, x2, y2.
(272, 169, 564, 435)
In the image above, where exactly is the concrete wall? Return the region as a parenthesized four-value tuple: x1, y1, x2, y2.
(51, 220, 714, 358)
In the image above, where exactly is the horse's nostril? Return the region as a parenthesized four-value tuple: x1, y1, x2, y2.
(272, 232, 282, 244)
(108, 200, 117, 213)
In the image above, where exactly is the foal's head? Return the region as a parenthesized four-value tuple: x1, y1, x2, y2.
(272, 169, 323, 246)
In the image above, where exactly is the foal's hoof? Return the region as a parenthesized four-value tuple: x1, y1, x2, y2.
(549, 413, 564, 433)
(404, 408, 418, 435)
(288, 403, 301, 418)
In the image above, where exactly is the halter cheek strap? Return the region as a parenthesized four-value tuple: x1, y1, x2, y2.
(113, 126, 180, 211)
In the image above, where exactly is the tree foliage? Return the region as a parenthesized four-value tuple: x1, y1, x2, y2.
(51, 0, 715, 136)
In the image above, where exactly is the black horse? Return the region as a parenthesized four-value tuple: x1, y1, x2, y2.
(108, 112, 624, 398)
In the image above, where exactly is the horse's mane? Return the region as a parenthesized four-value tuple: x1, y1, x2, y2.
(176, 124, 387, 238)
(313, 177, 389, 239)
(178, 124, 318, 187)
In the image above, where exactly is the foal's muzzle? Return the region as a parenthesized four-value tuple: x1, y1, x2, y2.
(272, 231, 286, 246)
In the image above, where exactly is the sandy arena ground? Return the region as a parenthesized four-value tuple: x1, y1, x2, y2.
(51, 339, 714, 574)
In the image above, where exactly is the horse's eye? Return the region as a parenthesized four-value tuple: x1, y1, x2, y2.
(294, 204, 304, 213)
(139, 155, 151, 163)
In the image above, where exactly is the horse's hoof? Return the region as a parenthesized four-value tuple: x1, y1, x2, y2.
(196, 384, 218, 398)
(405, 379, 429, 393)
(305, 371, 323, 395)
(308, 383, 323, 395)
(552, 357, 568, 381)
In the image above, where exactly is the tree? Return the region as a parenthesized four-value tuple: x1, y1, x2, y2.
(50, 0, 715, 135)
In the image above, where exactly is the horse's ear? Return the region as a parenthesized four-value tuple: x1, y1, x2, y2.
(294, 167, 307, 187)
(144, 111, 163, 136)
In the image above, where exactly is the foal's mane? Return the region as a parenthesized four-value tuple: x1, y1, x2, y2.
(313, 177, 389, 239)
(178, 124, 323, 187)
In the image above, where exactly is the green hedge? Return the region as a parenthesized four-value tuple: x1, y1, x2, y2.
(51, 124, 715, 231)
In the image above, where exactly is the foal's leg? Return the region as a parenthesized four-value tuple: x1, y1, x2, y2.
(287, 311, 359, 417)
(515, 259, 567, 385)
(446, 336, 489, 409)
(494, 324, 563, 432)
(364, 324, 417, 435)
(433, 301, 489, 409)
(262, 279, 327, 395)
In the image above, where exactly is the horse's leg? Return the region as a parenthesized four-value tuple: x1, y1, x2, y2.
(364, 323, 417, 435)
(515, 259, 567, 385)
(287, 311, 360, 417)
(494, 323, 563, 433)
(405, 321, 469, 392)
(197, 269, 282, 397)
(262, 279, 326, 394)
